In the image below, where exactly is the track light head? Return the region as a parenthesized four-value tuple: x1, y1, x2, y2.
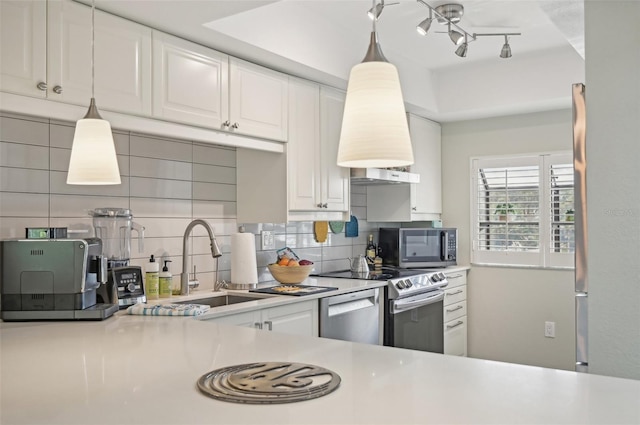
(368, 1, 384, 21)
(500, 35, 512, 58)
(455, 35, 468, 57)
(448, 24, 465, 46)
(416, 17, 433, 36)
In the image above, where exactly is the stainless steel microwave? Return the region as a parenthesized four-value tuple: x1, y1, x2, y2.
(378, 228, 457, 268)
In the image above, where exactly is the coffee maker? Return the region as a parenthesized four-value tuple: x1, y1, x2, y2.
(0, 238, 119, 321)
(92, 208, 146, 309)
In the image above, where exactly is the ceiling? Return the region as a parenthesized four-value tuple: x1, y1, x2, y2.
(91, 0, 585, 122)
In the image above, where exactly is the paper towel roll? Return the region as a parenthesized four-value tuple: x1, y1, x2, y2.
(231, 232, 258, 284)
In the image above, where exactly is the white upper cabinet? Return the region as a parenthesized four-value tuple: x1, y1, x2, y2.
(229, 58, 288, 142)
(0, 1, 47, 97)
(152, 31, 228, 128)
(236, 80, 349, 223)
(47, 0, 152, 115)
(319, 86, 350, 211)
(366, 114, 442, 222)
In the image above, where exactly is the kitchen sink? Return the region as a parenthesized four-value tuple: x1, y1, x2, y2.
(174, 295, 268, 308)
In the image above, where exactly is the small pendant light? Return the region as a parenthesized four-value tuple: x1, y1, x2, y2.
(337, 1, 413, 168)
(67, 0, 121, 185)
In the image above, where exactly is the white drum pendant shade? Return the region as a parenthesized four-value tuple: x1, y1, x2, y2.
(337, 53, 413, 168)
(67, 118, 121, 185)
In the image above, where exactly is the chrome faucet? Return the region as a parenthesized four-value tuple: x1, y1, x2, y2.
(181, 219, 222, 295)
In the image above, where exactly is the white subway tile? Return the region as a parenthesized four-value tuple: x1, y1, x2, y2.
(50, 171, 130, 197)
(188, 218, 237, 237)
(0, 167, 49, 193)
(1, 111, 48, 123)
(351, 192, 366, 207)
(321, 245, 352, 261)
(0, 142, 49, 169)
(130, 177, 192, 200)
(192, 200, 236, 219)
(0, 192, 49, 217)
(130, 236, 183, 261)
(49, 194, 130, 218)
(130, 157, 192, 181)
(0, 217, 49, 238)
(192, 234, 231, 255)
(193, 182, 236, 201)
(138, 218, 192, 238)
(193, 163, 236, 184)
(130, 134, 192, 162)
(0, 116, 49, 146)
(50, 147, 130, 176)
(193, 143, 235, 166)
(130, 198, 191, 218)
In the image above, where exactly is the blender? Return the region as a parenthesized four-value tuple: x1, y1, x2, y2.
(92, 208, 146, 309)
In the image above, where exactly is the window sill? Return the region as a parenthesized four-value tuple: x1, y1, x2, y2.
(470, 262, 575, 271)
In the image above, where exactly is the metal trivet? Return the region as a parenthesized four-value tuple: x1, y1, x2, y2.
(197, 362, 341, 404)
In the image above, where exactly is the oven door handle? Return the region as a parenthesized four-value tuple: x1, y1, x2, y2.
(391, 291, 444, 314)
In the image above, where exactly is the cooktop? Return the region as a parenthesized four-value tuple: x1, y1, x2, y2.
(313, 267, 430, 281)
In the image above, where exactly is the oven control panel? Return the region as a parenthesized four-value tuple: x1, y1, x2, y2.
(388, 272, 448, 299)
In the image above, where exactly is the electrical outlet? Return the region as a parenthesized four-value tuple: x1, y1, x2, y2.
(545, 321, 556, 338)
(261, 230, 275, 250)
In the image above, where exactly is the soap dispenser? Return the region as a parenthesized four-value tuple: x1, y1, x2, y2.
(159, 260, 173, 298)
(145, 255, 160, 300)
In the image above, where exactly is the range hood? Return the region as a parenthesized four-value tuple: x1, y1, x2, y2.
(350, 168, 420, 185)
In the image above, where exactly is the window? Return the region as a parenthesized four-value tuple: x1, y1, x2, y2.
(471, 153, 574, 268)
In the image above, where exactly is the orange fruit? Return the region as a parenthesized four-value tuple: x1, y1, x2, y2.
(278, 257, 290, 266)
(287, 259, 299, 267)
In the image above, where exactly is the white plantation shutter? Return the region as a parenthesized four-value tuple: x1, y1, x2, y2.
(471, 152, 575, 268)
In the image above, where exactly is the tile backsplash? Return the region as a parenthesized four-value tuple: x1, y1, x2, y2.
(0, 111, 382, 291)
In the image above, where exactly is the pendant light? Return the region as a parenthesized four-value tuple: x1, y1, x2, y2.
(336, 1, 413, 168)
(67, 0, 121, 185)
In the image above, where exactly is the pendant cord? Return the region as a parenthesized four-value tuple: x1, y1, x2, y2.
(372, 0, 377, 33)
(91, 0, 95, 99)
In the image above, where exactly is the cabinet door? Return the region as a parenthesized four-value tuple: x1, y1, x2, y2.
(288, 78, 321, 211)
(152, 31, 228, 128)
(47, 0, 152, 115)
(0, 0, 47, 97)
(207, 310, 261, 329)
(409, 114, 442, 216)
(444, 316, 467, 356)
(262, 301, 318, 337)
(229, 58, 288, 141)
(320, 87, 350, 211)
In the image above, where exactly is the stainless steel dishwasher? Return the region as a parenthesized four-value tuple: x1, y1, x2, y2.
(319, 288, 380, 345)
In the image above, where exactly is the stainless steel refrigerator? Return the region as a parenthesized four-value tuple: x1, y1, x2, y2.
(572, 83, 588, 373)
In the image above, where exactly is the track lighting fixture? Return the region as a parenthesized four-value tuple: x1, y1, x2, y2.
(416, 9, 433, 36)
(417, 1, 521, 59)
(500, 35, 512, 58)
(368, 1, 384, 21)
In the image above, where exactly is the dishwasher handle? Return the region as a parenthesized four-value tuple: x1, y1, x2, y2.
(323, 288, 379, 318)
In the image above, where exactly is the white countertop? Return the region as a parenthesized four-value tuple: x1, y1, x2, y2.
(2, 272, 639, 424)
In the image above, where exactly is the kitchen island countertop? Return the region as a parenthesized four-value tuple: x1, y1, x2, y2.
(2, 269, 639, 424)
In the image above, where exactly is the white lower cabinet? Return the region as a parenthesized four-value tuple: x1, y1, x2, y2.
(443, 271, 468, 356)
(205, 300, 318, 337)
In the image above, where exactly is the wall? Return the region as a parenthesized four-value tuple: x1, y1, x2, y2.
(584, 1, 640, 380)
(441, 109, 576, 371)
(0, 111, 376, 293)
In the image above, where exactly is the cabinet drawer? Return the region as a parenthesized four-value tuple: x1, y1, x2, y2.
(444, 285, 466, 306)
(444, 300, 466, 322)
(444, 315, 467, 357)
(445, 271, 467, 288)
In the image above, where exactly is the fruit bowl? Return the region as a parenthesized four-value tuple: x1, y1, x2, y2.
(267, 264, 314, 284)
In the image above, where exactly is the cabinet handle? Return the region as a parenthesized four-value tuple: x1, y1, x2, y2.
(264, 320, 273, 331)
(222, 120, 230, 128)
(412, 206, 417, 211)
(322, 203, 328, 208)
(317, 203, 323, 208)
(36, 82, 47, 91)
(446, 305, 463, 313)
(446, 290, 463, 296)
(231, 122, 239, 129)
(254, 322, 263, 329)
(52, 85, 62, 94)
(446, 320, 464, 329)
(448, 274, 464, 279)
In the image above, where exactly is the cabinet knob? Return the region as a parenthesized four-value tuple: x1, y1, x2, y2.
(317, 203, 323, 208)
(222, 120, 230, 128)
(231, 122, 239, 129)
(36, 82, 47, 91)
(52, 85, 63, 94)
(412, 206, 417, 211)
(323, 203, 328, 208)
